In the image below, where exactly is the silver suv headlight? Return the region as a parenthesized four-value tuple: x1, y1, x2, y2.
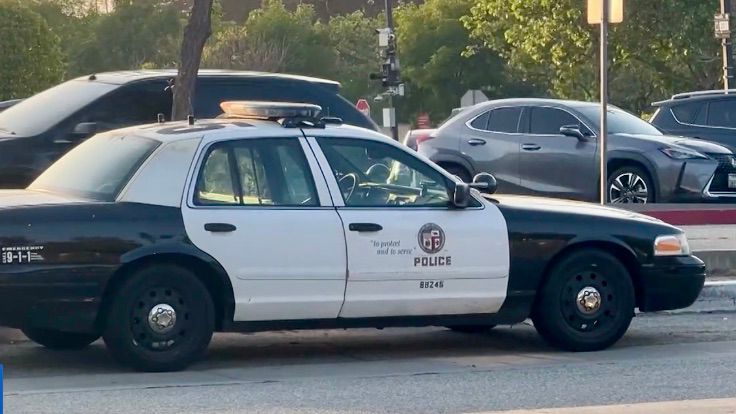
(654, 234, 691, 256)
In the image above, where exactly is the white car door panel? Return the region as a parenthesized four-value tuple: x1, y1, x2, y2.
(305, 132, 510, 319)
(182, 135, 347, 322)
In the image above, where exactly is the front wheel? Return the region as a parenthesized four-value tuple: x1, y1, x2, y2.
(102, 265, 215, 372)
(22, 327, 99, 350)
(531, 249, 635, 352)
(607, 166, 654, 204)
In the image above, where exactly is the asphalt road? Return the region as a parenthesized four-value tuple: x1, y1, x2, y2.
(3, 312, 736, 414)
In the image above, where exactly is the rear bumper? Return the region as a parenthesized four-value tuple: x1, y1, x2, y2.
(638, 255, 706, 312)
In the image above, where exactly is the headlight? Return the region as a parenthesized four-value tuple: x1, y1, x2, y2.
(654, 234, 691, 256)
(660, 147, 708, 160)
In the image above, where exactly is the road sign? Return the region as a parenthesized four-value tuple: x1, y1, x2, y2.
(460, 90, 488, 108)
(356, 99, 371, 117)
(587, 0, 623, 24)
(715, 13, 731, 39)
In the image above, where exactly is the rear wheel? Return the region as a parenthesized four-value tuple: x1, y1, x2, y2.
(440, 164, 472, 183)
(22, 327, 99, 350)
(102, 265, 215, 372)
(446, 325, 496, 333)
(531, 249, 635, 352)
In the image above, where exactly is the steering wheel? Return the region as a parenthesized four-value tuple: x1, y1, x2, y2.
(338, 173, 358, 202)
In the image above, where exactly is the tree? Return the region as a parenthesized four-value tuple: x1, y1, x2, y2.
(0, 1, 64, 100)
(395, 0, 537, 123)
(172, 0, 214, 120)
(463, 0, 721, 114)
(203, 0, 335, 78)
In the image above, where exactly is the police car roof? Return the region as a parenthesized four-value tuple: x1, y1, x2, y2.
(115, 118, 389, 144)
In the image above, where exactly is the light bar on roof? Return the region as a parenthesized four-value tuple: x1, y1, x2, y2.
(220, 101, 322, 120)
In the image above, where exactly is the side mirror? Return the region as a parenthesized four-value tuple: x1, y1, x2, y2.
(72, 122, 97, 137)
(470, 173, 498, 195)
(559, 124, 586, 141)
(452, 182, 470, 208)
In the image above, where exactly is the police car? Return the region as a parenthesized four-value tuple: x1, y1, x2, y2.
(0, 102, 705, 372)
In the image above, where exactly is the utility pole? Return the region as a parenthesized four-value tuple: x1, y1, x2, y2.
(718, 0, 734, 90)
(370, 0, 403, 140)
(599, 0, 609, 205)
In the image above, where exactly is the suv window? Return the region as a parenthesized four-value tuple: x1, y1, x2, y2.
(671, 101, 706, 124)
(195, 138, 318, 206)
(83, 81, 172, 130)
(487, 107, 522, 133)
(469, 112, 490, 130)
(317, 137, 453, 208)
(707, 100, 736, 128)
(530, 107, 582, 134)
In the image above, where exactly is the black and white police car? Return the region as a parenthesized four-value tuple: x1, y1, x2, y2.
(0, 102, 705, 371)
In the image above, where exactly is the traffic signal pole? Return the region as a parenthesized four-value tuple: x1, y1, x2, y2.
(599, 0, 609, 205)
(722, 0, 734, 90)
(385, 0, 399, 141)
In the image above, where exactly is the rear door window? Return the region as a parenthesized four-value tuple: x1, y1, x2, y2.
(84, 80, 172, 129)
(487, 107, 522, 133)
(671, 101, 706, 124)
(469, 112, 490, 130)
(707, 100, 736, 128)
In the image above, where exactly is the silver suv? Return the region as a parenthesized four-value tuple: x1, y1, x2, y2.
(417, 98, 736, 203)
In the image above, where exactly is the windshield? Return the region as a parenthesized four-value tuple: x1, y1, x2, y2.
(576, 106, 662, 135)
(0, 79, 118, 136)
(29, 133, 159, 201)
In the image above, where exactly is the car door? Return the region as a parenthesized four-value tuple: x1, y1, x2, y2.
(460, 107, 523, 193)
(518, 106, 598, 200)
(306, 132, 510, 318)
(182, 135, 348, 321)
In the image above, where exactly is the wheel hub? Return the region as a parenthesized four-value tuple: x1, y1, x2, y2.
(148, 304, 177, 333)
(609, 172, 648, 204)
(576, 286, 602, 314)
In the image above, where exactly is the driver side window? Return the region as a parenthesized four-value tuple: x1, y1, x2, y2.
(317, 137, 451, 208)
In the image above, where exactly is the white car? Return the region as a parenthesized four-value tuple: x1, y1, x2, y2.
(0, 102, 705, 371)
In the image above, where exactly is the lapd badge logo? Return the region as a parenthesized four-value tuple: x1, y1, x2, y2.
(418, 223, 445, 254)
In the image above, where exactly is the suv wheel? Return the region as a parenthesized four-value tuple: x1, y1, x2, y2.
(607, 166, 654, 204)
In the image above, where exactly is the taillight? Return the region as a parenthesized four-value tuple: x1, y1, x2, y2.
(415, 133, 435, 148)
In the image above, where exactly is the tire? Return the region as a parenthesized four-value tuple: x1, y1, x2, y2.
(102, 265, 215, 372)
(22, 327, 99, 350)
(607, 166, 654, 204)
(441, 164, 472, 183)
(446, 325, 496, 333)
(531, 249, 635, 352)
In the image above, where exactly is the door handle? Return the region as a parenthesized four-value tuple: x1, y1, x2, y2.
(348, 223, 383, 232)
(467, 138, 486, 146)
(521, 144, 541, 151)
(204, 223, 237, 233)
(53, 139, 74, 145)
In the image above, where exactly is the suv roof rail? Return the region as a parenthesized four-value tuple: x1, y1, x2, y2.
(671, 89, 736, 100)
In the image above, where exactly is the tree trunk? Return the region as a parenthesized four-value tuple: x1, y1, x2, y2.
(172, 0, 214, 121)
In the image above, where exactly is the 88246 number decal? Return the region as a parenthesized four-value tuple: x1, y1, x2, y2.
(419, 280, 444, 289)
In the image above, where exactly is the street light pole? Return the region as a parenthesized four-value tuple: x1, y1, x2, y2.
(599, 0, 609, 205)
(721, 0, 734, 90)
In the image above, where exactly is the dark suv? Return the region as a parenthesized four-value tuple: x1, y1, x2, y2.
(650, 90, 736, 148)
(0, 70, 377, 188)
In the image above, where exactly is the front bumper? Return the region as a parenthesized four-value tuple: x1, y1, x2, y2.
(637, 255, 706, 312)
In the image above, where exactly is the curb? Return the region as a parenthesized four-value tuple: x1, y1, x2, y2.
(678, 280, 736, 313)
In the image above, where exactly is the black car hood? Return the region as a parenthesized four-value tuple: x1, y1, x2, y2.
(614, 133, 732, 154)
(488, 194, 674, 227)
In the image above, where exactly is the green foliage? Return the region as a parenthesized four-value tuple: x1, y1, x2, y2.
(204, 0, 335, 78)
(463, 0, 721, 114)
(395, 0, 538, 123)
(70, 0, 182, 75)
(0, 1, 64, 100)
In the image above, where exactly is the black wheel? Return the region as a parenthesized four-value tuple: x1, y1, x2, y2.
(446, 325, 496, 333)
(607, 166, 654, 204)
(22, 327, 99, 350)
(531, 249, 635, 352)
(441, 164, 472, 183)
(102, 265, 215, 372)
